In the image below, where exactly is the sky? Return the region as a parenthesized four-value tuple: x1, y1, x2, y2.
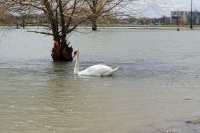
(128, 0, 200, 17)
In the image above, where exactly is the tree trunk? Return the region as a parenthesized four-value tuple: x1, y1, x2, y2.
(92, 19, 97, 31)
(51, 40, 73, 62)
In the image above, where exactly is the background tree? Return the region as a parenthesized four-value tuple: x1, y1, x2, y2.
(1, 0, 90, 62)
(85, 0, 124, 31)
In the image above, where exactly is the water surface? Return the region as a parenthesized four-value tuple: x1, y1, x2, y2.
(1, 28, 200, 133)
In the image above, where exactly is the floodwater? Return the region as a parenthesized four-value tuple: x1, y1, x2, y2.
(1, 28, 200, 133)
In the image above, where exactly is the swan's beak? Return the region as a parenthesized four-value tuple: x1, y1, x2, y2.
(72, 53, 76, 58)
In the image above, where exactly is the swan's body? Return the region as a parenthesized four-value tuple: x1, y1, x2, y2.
(78, 64, 119, 76)
(74, 50, 118, 76)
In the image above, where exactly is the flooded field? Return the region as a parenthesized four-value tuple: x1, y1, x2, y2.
(0, 28, 200, 133)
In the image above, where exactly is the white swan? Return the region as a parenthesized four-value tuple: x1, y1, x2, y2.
(73, 50, 119, 76)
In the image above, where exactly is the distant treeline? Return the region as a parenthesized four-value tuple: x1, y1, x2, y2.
(2, 6, 198, 27)
(0, 7, 121, 27)
(0, 13, 172, 27)
(0, 6, 168, 27)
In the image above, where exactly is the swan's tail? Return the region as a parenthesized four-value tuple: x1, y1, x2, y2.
(112, 66, 119, 72)
(101, 66, 119, 76)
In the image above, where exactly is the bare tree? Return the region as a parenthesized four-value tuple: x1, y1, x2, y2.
(85, 0, 124, 31)
(1, 0, 90, 62)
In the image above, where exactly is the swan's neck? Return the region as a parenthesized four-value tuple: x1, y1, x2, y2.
(74, 55, 79, 74)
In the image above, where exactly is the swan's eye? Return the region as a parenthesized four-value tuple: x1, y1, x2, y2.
(74, 51, 78, 55)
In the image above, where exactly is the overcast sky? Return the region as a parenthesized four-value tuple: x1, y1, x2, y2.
(128, 0, 200, 17)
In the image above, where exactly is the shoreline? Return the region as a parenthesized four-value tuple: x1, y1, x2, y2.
(1, 25, 200, 30)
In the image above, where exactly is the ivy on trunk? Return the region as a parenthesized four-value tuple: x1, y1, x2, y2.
(51, 41, 73, 61)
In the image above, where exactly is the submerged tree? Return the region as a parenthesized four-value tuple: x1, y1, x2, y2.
(85, 0, 124, 31)
(1, 0, 90, 62)
(0, 0, 131, 61)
